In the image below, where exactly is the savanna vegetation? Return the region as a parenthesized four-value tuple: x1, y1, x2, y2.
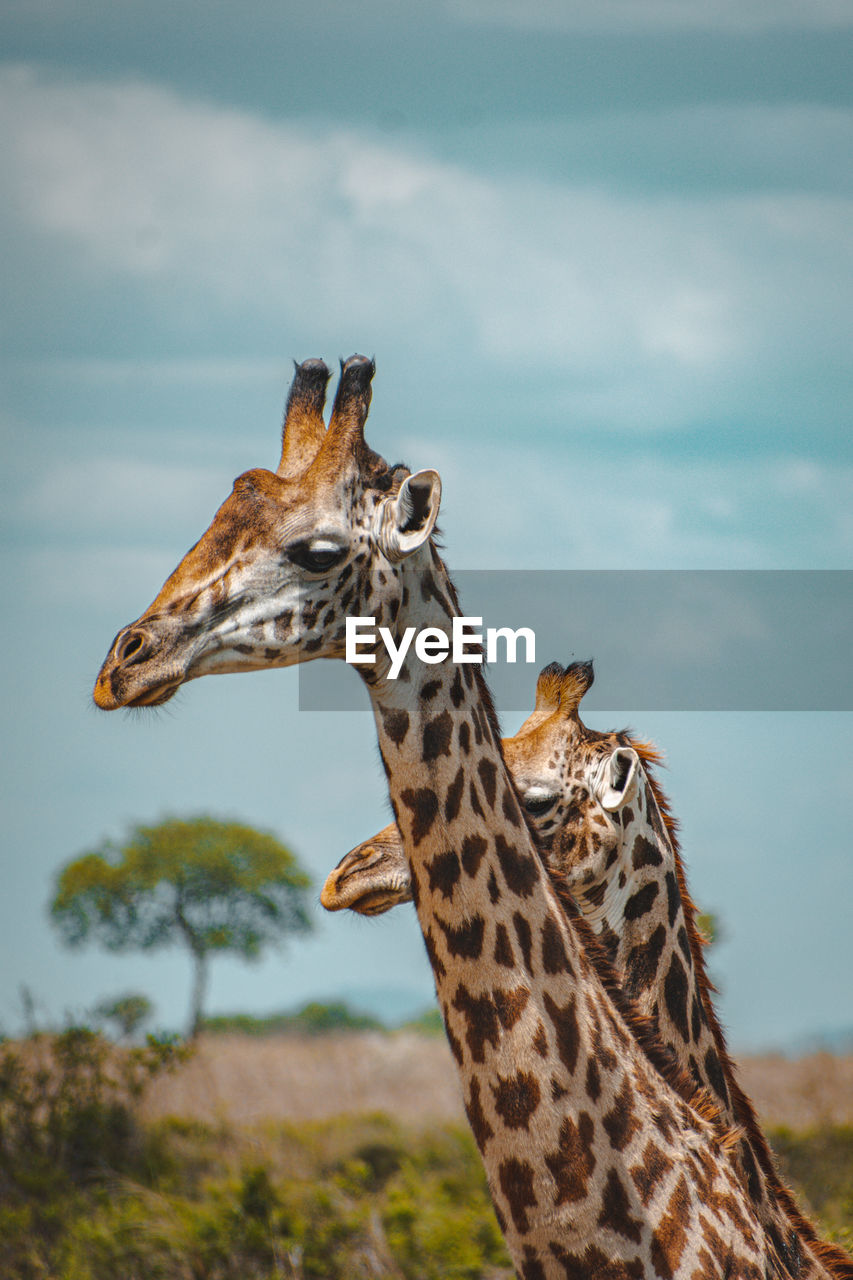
(50, 817, 313, 1037)
(1, 1025, 851, 1279)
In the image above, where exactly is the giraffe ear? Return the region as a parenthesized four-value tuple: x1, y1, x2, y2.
(595, 747, 639, 811)
(376, 469, 441, 561)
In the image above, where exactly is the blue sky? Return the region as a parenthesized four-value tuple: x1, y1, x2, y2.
(1, 0, 851, 1048)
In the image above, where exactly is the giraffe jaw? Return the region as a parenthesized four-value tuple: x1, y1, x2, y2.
(320, 830, 412, 915)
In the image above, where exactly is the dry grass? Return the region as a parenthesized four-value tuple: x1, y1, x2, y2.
(142, 1031, 466, 1126)
(737, 1052, 853, 1129)
(142, 1033, 853, 1131)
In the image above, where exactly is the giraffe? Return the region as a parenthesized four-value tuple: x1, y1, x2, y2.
(322, 661, 853, 1279)
(94, 356, 777, 1277)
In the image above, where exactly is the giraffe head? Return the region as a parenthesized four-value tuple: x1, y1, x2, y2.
(321, 659, 643, 911)
(93, 357, 442, 710)
(506, 659, 641, 890)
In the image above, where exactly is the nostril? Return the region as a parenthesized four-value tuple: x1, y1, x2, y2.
(117, 631, 146, 663)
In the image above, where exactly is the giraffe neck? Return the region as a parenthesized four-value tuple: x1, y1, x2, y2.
(576, 772, 846, 1279)
(576, 785, 720, 1106)
(362, 559, 765, 1278)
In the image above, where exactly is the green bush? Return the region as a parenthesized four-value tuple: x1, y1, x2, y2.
(769, 1125, 853, 1249)
(200, 1001, 385, 1037)
(1, 1038, 850, 1280)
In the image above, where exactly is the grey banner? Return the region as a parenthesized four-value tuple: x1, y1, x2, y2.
(297, 571, 853, 712)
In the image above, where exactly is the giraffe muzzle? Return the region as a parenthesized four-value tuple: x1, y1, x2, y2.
(93, 622, 187, 710)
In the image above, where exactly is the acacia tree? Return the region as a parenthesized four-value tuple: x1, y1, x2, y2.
(50, 817, 313, 1037)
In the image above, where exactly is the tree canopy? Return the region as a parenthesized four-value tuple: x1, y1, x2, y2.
(50, 817, 313, 1036)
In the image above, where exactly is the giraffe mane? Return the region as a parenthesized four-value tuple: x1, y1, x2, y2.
(624, 736, 853, 1277)
(550, 875, 740, 1147)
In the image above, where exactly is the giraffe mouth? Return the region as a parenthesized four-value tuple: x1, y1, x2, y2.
(125, 681, 182, 708)
(351, 889, 405, 915)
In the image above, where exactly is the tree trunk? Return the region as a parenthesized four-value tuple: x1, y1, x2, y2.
(189, 949, 208, 1039)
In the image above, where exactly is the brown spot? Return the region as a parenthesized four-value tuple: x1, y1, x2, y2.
(545, 1112, 596, 1205)
(520, 1245, 547, 1280)
(541, 915, 574, 975)
(499, 1157, 538, 1234)
(691, 995, 702, 1041)
(650, 1175, 690, 1280)
(589, 1007, 618, 1071)
(632, 833, 663, 868)
(460, 833, 488, 878)
(598, 1169, 643, 1243)
(420, 678, 441, 701)
(469, 780, 484, 819)
(423, 710, 453, 761)
(436, 912, 485, 960)
(487, 870, 501, 903)
(624, 881, 659, 920)
(399, 787, 438, 844)
(551, 1076, 567, 1102)
(548, 1245, 643, 1280)
(273, 610, 293, 638)
(502, 786, 521, 827)
(653, 1101, 677, 1143)
(493, 984, 530, 1030)
(602, 1076, 641, 1152)
(512, 911, 534, 973)
(450, 666, 464, 707)
(533, 1020, 548, 1057)
(623, 924, 667, 999)
(496, 834, 539, 898)
(543, 991, 580, 1076)
(700, 1211, 736, 1266)
(492, 1070, 542, 1130)
(493, 923, 515, 967)
(444, 765, 464, 822)
(422, 926, 446, 980)
(477, 757, 498, 807)
(425, 849, 460, 900)
(464, 1077, 493, 1151)
(452, 984, 499, 1062)
(585, 1056, 601, 1102)
(663, 952, 691, 1043)
(445, 1019, 464, 1065)
(458, 721, 471, 754)
(691, 1246, 720, 1280)
(665, 869, 680, 926)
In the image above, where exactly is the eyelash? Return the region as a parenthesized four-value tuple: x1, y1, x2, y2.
(524, 795, 557, 816)
(288, 544, 347, 573)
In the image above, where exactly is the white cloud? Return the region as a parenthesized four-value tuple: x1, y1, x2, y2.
(2, 66, 851, 437)
(448, 0, 853, 32)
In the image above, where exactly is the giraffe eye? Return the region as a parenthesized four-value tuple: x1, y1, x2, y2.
(288, 541, 347, 573)
(523, 793, 557, 816)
